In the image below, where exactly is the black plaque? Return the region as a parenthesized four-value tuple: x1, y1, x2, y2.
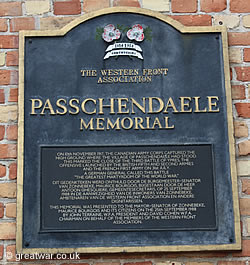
(17, 7, 240, 253)
(41, 145, 216, 232)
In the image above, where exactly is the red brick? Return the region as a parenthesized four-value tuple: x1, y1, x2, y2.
(201, 0, 226, 12)
(170, 15, 212, 26)
(0, 203, 4, 218)
(242, 179, 250, 195)
(11, 70, 18, 85)
(0, 70, 10, 85)
(166, 252, 227, 258)
(8, 88, 18, 103)
(232, 240, 250, 256)
(83, 0, 109, 12)
(10, 17, 35, 32)
(244, 48, 250, 62)
(230, 0, 250, 13)
(172, 0, 197, 13)
(6, 245, 15, 261)
(0, 144, 17, 159)
(235, 103, 250, 118)
(218, 260, 246, 265)
(232, 85, 246, 99)
(0, 70, 18, 85)
(0, 164, 6, 178)
(234, 120, 248, 138)
(0, 245, 3, 260)
(238, 140, 250, 156)
(6, 125, 17, 141)
(62, 263, 89, 265)
(94, 263, 119, 265)
(54, 0, 81, 15)
(98, 253, 166, 259)
(0, 19, 7, 32)
(235, 67, 250, 81)
(0, 89, 4, 104)
(10, 71, 18, 85)
(0, 222, 16, 240)
(6, 203, 16, 218)
(0, 125, 4, 140)
(187, 261, 214, 265)
(228, 32, 250, 46)
(124, 263, 152, 265)
(0, 2, 22, 16)
(0, 35, 18, 49)
(9, 163, 17, 180)
(113, 0, 140, 7)
(240, 198, 250, 215)
(6, 51, 18, 66)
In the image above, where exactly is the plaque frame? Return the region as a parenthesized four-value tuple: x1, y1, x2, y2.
(17, 7, 241, 253)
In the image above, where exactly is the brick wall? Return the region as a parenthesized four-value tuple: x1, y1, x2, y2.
(0, 0, 250, 264)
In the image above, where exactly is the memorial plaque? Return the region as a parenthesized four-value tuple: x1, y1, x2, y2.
(41, 145, 216, 232)
(17, 7, 241, 253)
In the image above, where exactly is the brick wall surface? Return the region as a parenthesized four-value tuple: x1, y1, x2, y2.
(0, 0, 250, 264)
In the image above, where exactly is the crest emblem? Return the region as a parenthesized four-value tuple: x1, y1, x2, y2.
(96, 24, 152, 60)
